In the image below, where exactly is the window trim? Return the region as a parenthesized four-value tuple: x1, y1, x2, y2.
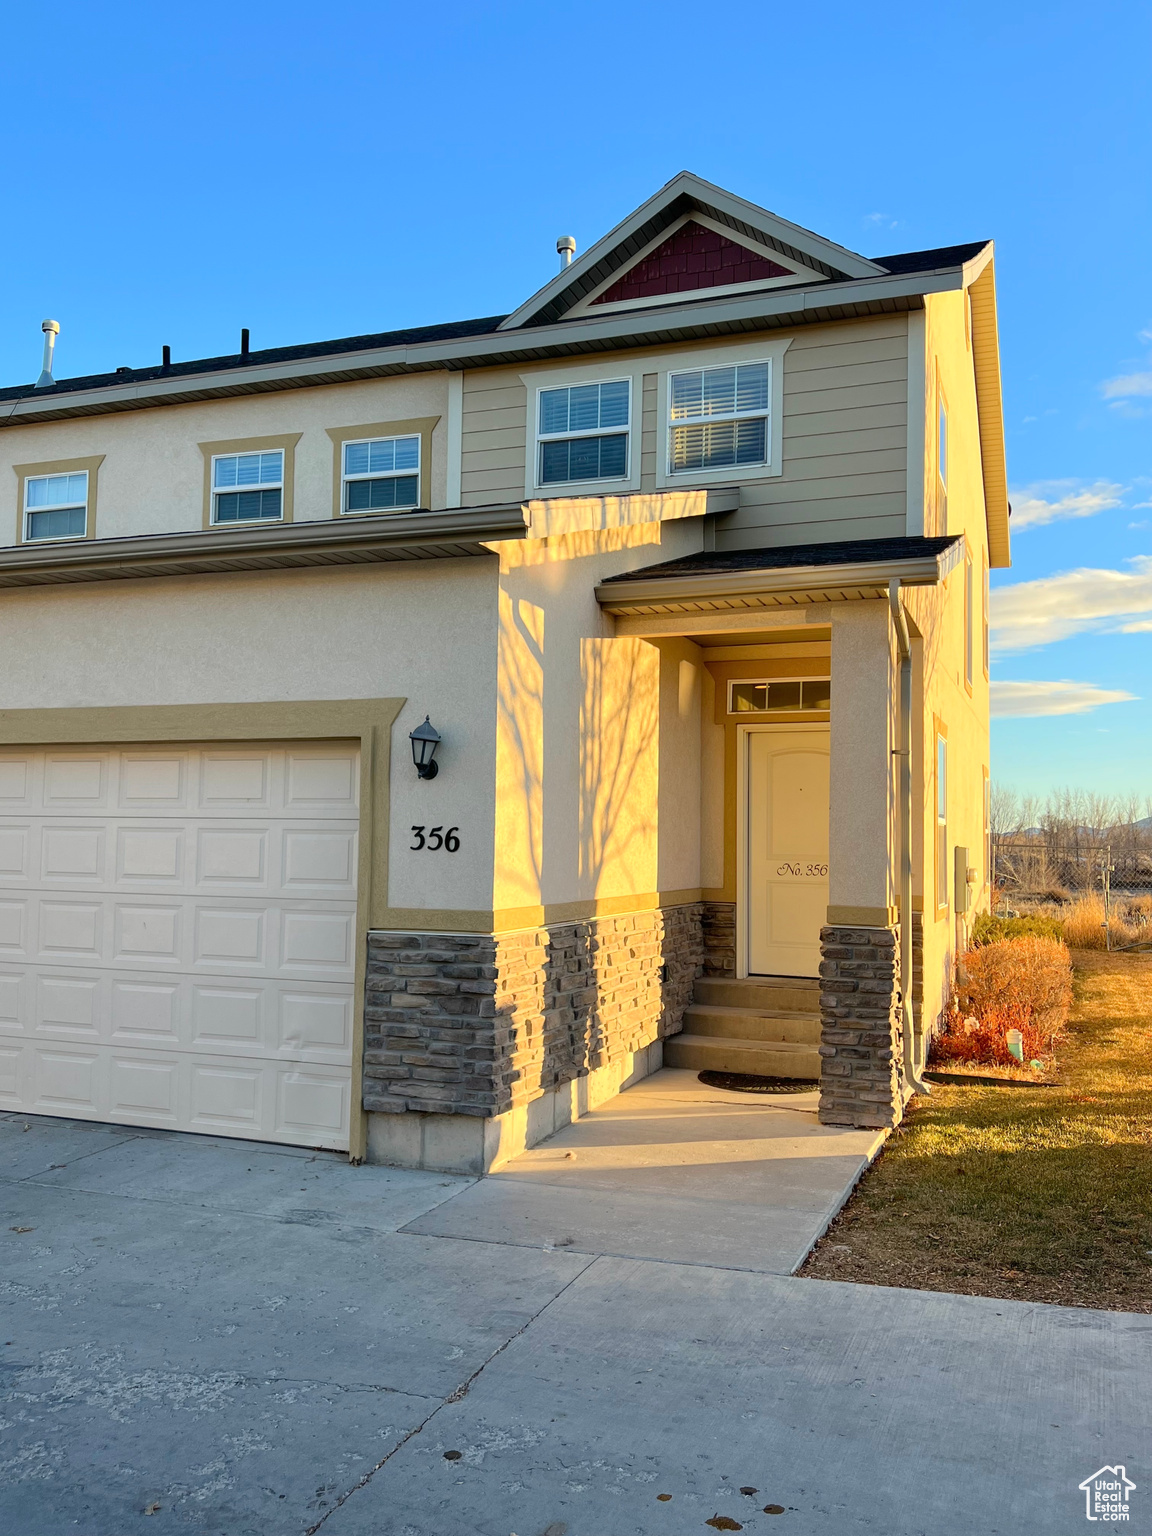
(325, 417, 440, 518)
(935, 384, 948, 534)
(535, 377, 632, 491)
(198, 434, 301, 530)
(210, 449, 284, 527)
(655, 338, 790, 488)
(726, 676, 831, 715)
(13, 454, 104, 546)
(982, 554, 990, 679)
(934, 720, 949, 915)
(964, 553, 974, 693)
(520, 361, 644, 498)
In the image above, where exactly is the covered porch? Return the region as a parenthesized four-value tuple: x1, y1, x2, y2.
(596, 534, 963, 1132)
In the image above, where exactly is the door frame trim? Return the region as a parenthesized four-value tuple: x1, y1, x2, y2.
(0, 699, 404, 1163)
(735, 720, 829, 980)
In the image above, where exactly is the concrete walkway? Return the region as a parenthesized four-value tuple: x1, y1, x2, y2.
(2, 1096, 1149, 1536)
(404, 1069, 886, 1273)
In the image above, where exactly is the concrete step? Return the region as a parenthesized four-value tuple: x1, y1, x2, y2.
(693, 976, 821, 1014)
(682, 1003, 821, 1045)
(664, 1033, 822, 1078)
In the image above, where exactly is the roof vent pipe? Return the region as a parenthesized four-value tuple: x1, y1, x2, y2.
(34, 319, 60, 389)
(556, 235, 576, 270)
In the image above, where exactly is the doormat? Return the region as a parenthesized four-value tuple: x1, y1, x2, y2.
(699, 1070, 819, 1095)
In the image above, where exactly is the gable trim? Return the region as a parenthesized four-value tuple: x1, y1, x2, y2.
(497, 171, 885, 332)
(564, 211, 829, 318)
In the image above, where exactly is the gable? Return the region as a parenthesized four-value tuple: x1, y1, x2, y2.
(497, 172, 887, 331)
(591, 221, 792, 306)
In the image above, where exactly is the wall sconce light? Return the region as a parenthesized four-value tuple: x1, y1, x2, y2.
(409, 716, 441, 779)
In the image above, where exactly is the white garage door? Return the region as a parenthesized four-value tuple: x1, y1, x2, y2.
(0, 744, 359, 1150)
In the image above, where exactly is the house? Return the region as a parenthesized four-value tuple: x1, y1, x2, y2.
(0, 173, 1008, 1173)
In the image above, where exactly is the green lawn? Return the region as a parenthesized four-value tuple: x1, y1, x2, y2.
(801, 949, 1152, 1311)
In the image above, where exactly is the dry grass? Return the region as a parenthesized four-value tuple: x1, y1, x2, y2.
(1049, 893, 1152, 949)
(800, 949, 1152, 1311)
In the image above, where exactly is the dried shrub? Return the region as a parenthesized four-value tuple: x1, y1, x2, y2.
(935, 936, 1072, 1067)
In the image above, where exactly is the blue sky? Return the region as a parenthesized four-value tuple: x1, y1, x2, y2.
(2, 1, 1149, 798)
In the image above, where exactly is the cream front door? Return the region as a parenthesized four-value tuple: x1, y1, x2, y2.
(744, 728, 830, 978)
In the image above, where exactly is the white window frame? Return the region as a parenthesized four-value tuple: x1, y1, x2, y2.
(655, 338, 790, 489)
(340, 434, 421, 516)
(210, 450, 284, 527)
(24, 470, 89, 543)
(520, 360, 644, 497)
(936, 731, 949, 912)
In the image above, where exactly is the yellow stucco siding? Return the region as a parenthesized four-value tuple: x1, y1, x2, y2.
(907, 287, 995, 1035)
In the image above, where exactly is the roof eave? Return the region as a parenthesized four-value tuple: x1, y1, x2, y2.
(0, 503, 528, 589)
(0, 266, 972, 429)
(965, 248, 1011, 568)
(595, 544, 964, 615)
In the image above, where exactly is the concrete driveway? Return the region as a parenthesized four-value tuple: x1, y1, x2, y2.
(2, 1104, 1149, 1536)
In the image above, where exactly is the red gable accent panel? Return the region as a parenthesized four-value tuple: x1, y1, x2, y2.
(591, 221, 793, 305)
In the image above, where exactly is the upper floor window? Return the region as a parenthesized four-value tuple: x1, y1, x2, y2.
(342, 435, 420, 512)
(537, 379, 630, 486)
(25, 471, 88, 541)
(212, 450, 283, 523)
(936, 396, 948, 531)
(668, 360, 769, 474)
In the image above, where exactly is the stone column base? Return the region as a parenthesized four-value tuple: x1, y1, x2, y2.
(817, 923, 904, 1130)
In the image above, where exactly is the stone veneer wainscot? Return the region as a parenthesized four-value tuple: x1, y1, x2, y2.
(362, 904, 702, 1172)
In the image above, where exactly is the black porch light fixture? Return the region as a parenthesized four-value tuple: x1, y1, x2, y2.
(409, 716, 441, 779)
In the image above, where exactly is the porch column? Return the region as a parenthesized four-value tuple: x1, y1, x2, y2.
(819, 602, 905, 1129)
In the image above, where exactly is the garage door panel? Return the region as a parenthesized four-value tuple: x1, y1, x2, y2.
(190, 1061, 263, 1134)
(37, 973, 102, 1033)
(0, 900, 27, 955)
(117, 826, 184, 882)
(0, 826, 31, 880)
(110, 979, 181, 1043)
(0, 744, 358, 1149)
(0, 1043, 21, 1105)
(33, 1047, 103, 1113)
(286, 753, 359, 810)
(110, 1054, 180, 1122)
(0, 758, 32, 804)
(119, 755, 187, 807)
(0, 970, 24, 1029)
(38, 901, 103, 960)
(278, 1068, 349, 1143)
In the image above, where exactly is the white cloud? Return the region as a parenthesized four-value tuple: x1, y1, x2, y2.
(990, 556, 1152, 651)
(1103, 371, 1152, 399)
(1119, 620, 1152, 633)
(1009, 479, 1123, 531)
(991, 681, 1136, 717)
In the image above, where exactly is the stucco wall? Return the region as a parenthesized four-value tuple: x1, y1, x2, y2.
(490, 503, 704, 919)
(0, 373, 452, 545)
(0, 560, 501, 916)
(905, 287, 994, 1035)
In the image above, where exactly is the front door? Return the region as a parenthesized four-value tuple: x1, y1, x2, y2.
(744, 728, 830, 977)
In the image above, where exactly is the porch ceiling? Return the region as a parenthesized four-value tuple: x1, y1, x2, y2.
(595, 535, 963, 617)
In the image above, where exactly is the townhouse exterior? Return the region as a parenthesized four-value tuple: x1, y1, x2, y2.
(0, 173, 1009, 1172)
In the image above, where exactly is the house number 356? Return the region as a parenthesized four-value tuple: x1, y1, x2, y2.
(410, 825, 460, 852)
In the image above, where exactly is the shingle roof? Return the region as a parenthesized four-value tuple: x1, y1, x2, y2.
(0, 315, 508, 403)
(0, 240, 989, 401)
(870, 241, 990, 275)
(599, 536, 962, 583)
